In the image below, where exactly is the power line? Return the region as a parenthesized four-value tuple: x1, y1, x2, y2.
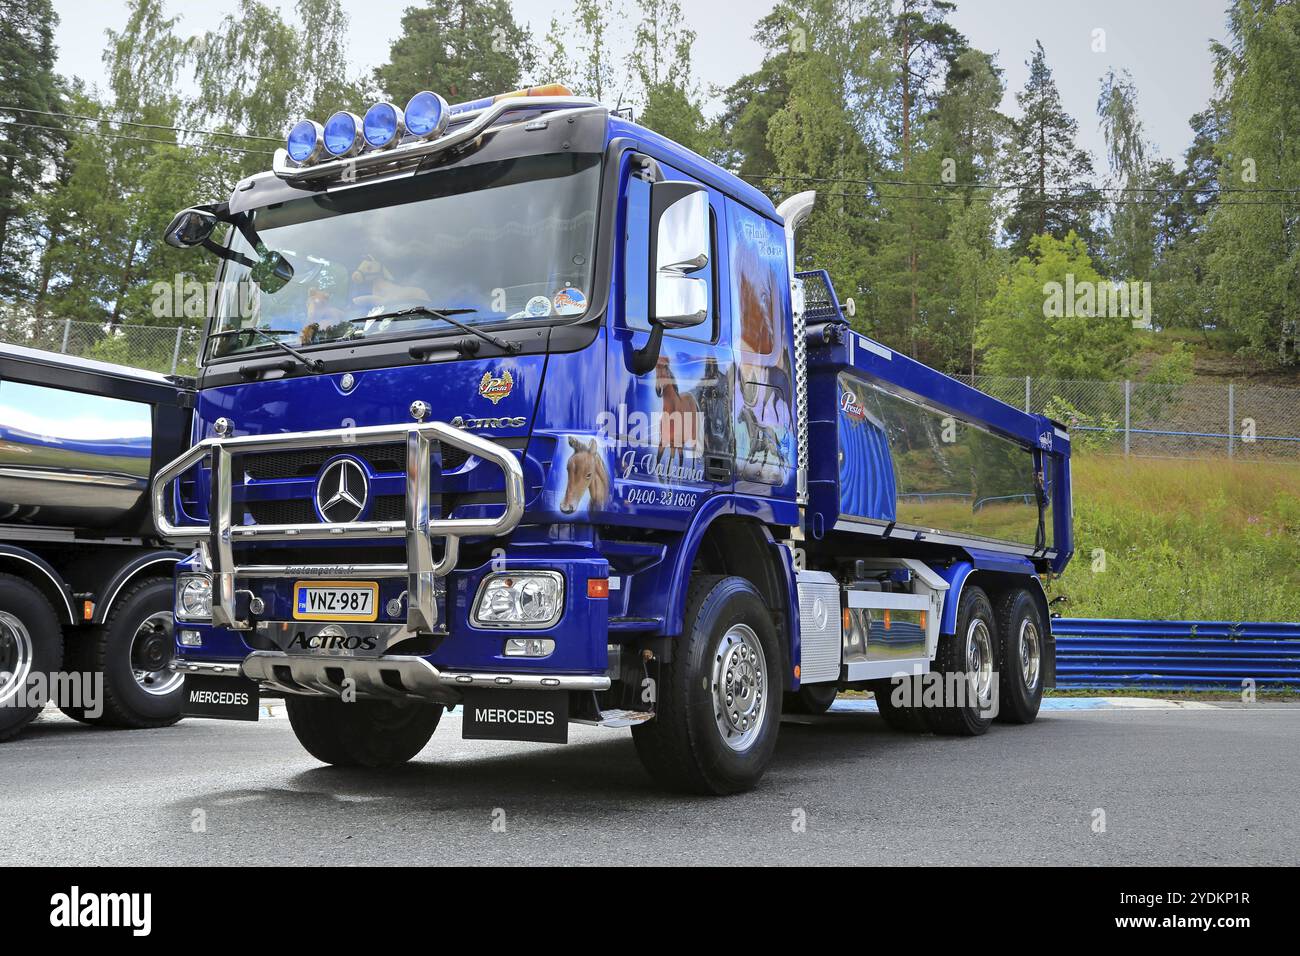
(0, 118, 273, 155)
(0, 105, 281, 143)
(747, 172, 1300, 196)
(814, 187, 1300, 208)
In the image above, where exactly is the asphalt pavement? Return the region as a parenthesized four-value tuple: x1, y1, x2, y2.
(2, 699, 1296, 866)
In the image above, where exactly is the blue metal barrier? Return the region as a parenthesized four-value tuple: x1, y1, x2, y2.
(1052, 618, 1300, 690)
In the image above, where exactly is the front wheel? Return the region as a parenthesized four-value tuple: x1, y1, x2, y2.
(632, 575, 783, 794)
(286, 696, 443, 768)
(62, 578, 183, 728)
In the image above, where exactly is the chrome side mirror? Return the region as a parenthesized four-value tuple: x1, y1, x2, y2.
(649, 182, 709, 329)
(163, 208, 219, 249)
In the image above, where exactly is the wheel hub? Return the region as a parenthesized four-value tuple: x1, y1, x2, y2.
(965, 618, 994, 709)
(711, 624, 767, 752)
(0, 611, 34, 706)
(130, 612, 183, 697)
(1019, 619, 1042, 692)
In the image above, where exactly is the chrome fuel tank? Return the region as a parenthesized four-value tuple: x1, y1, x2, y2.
(0, 344, 191, 534)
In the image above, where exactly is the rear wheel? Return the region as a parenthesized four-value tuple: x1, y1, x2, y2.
(995, 588, 1045, 724)
(286, 696, 443, 768)
(632, 575, 783, 794)
(784, 683, 838, 715)
(0, 574, 63, 742)
(61, 578, 183, 728)
(923, 586, 998, 736)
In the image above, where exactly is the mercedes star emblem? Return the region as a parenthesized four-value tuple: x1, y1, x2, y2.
(315, 457, 368, 523)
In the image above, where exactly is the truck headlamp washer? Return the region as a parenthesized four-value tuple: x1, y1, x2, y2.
(152, 421, 525, 635)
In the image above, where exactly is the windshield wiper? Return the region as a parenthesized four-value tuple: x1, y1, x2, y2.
(210, 327, 325, 373)
(350, 307, 520, 354)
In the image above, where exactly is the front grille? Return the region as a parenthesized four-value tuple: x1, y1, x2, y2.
(371, 495, 405, 521)
(247, 499, 316, 525)
(242, 443, 410, 480)
(233, 434, 523, 527)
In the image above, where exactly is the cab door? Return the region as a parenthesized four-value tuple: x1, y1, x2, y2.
(725, 197, 796, 500)
(604, 152, 733, 528)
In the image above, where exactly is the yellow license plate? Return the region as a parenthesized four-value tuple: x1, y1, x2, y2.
(292, 581, 379, 621)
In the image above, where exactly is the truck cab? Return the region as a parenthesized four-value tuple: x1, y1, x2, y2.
(157, 86, 1072, 793)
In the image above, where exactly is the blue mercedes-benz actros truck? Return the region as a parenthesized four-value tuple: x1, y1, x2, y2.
(155, 83, 1073, 793)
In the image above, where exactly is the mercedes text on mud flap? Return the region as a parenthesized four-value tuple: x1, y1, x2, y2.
(155, 84, 1073, 793)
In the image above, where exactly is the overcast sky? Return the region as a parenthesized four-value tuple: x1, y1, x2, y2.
(51, 0, 1228, 170)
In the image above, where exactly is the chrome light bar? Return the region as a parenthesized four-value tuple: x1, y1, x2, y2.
(152, 421, 525, 633)
(272, 96, 603, 185)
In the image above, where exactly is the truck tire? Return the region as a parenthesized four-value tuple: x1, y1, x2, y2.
(61, 578, 183, 728)
(632, 574, 783, 795)
(868, 675, 928, 732)
(784, 683, 838, 715)
(995, 588, 1045, 724)
(0, 574, 63, 742)
(286, 696, 443, 768)
(923, 586, 998, 736)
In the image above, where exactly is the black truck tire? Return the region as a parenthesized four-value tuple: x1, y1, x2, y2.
(923, 585, 998, 736)
(61, 578, 183, 728)
(784, 683, 838, 715)
(0, 574, 64, 742)
(869, 675, 929, 732)
(286, 696, 443, 768)
(995, 588, 1046, 724)
(632, 574, 783, 795)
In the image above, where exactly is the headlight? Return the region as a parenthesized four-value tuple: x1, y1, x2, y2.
(176, 573, 212, 621)
(471, 571, 564, 629)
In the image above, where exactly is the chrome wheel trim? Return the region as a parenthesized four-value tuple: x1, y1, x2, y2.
(0, 610, 34, 707)
(131, 611, 183, 696)
(1019, 618, 1042, 693)
(711, 623, 768, 753)
(965, 617, 995, 709)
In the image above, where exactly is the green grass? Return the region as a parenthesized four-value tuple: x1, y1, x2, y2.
(1054, 455, 1300, 621)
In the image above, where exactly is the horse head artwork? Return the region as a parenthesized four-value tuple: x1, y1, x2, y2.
(737, 258, 778, 356)
(560, 436, 610, 514)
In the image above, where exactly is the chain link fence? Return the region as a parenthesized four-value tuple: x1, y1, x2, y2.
(0, 314, 204, 377)
(960, 374, 1300, 462)
(1, 314, 1296, 461)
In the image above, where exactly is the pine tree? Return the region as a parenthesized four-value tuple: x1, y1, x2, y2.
(1002, 41, 1098, 256)
(374, 0, 532, 106)
(0, 0, 64, 299)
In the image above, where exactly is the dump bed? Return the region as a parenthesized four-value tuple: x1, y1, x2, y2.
(798, 272, 1073, 574)
(0, 343, 192, 537)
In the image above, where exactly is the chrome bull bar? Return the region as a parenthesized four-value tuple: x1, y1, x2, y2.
(151, 421, 526, 633)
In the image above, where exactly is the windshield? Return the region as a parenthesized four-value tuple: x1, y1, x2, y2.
(209, 152, 601, 360)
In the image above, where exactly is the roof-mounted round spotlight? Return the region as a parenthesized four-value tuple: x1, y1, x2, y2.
(362, 102, 406, 149)
(286, 119, 324, 165)
(404, 91, 449, 139)
(323, 111, 364, 158)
